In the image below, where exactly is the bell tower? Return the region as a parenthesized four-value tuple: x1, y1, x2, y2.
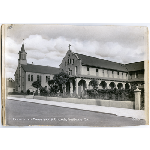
(17, 41, 27, 92)
(18, 42, 27, 65)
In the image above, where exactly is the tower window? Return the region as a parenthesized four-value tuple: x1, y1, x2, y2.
(72, 59, 74, 64)
(87, 67, 89, 71)
(75, 66, 77, 75)
(96, 69, 98, 72)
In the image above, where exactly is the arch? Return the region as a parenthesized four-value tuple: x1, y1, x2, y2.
(99, 81, 107, 89)
(88, 80, 93, 89)
(88, 80, 98, 89)
(109, 82, 116, 89)
(117, 83, 123, 89)
(66, 81, 70, 94)
(78, 79, 87, 96)
(125, 83, 130, 90)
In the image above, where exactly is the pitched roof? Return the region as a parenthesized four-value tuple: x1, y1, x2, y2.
(125, 61, 144, 71)
(21, 64, 60, 74)
(75, 53, 128, 72)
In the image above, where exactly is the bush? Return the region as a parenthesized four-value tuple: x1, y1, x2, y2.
(87, 88, 135, 101)
(40, 87, 48, 96)
(27, 89, 30, 95)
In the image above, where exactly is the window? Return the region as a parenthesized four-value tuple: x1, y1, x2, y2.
(48, 76, 50, 81)
(31, 75, 33, 81)
(70, 59, 71, 64)
(117, 72, 119, 75)
(96, 69, 98, 72)
(70, 70, 72, 75)
(68, 59, 69, 64)
(72, 59, 74, 64)
(102, 69, 104, 76)
(46, 76, 50, 82)
(28, 74, 30, 81)
(75, 66, 77, 75)
(136, 72, 138, 78)
(37, 75, 39, 81)
(87, 67, 89, 71)
(130, 73, 132, 79)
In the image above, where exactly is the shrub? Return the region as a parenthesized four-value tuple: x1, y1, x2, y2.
(27, 89, 30, 95)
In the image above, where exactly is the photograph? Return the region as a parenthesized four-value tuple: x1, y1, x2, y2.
(1, 24, 149, 126)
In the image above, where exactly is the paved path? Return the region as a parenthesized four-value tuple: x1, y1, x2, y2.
(6, 99, 145, 126)
(7, 96, 146, 120)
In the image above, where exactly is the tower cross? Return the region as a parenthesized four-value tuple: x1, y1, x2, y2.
(68, 44, 71, 50)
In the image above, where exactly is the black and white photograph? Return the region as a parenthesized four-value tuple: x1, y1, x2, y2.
(1, 24, 149, 127)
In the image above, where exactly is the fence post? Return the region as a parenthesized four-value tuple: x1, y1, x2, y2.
(134, 86, 141, 110)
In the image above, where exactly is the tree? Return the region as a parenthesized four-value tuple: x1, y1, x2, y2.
(48, 79, 55, 86)
(89, 79, 98, 89)
(32, 81, 41, 92)
(53, 72, 69, 95)
(48, 79, 59, 94)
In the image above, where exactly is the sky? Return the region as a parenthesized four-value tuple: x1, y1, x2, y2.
(4, 24, 148, 79)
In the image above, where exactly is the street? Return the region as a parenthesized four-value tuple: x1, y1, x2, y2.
(6, 99, 145, 126)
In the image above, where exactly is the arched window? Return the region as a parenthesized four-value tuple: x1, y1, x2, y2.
(28, 74, 30, 81)
(72, 59, 74, 64)
(31, 75, 33, 81)
(37, 75, 39, 81)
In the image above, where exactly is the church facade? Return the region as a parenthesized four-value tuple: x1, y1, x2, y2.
(14, 44, 144, 95)
(14, 44, 60, 93)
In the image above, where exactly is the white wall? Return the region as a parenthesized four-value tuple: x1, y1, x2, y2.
(81, 66, 88, 75)
(25, 72, 54, 91)
(90, 68, 96, 76)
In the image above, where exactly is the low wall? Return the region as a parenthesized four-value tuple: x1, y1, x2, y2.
(9, 95, 25, 98)
(9, 95, 34, 99)
(34, 96, 135, 109)
(8, 95, 135, 109)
